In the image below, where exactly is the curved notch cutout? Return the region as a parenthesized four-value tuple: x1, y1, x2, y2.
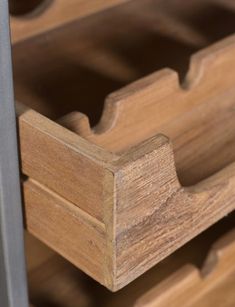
(59, 35, 235, 186)
(13, 0, 235, 125)
(12, 0, 235, 186)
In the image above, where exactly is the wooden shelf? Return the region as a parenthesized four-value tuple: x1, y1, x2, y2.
(12, 0, 235, 290)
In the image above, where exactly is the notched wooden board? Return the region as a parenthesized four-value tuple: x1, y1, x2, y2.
(13, 7, 235, 291)
(19, 123, 235, 289)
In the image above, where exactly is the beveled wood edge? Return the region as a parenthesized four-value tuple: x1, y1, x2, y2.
(134, 228, 235, 307)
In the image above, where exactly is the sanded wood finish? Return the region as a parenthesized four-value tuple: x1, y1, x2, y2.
(60, 35, 235, 186)
(10, 0, 129, 43)
(12, 0, 235, 290)
(26, 213, 235, 307)
(135, 228, 235, 307)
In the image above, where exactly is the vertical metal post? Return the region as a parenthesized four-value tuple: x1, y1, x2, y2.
(0, 1, 28, 306)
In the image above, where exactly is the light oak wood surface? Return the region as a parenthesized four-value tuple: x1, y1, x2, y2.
(11, 0, 235, 290)
(18, 105, 235, 290)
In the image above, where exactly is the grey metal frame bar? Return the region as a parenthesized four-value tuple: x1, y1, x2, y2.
(0, 1, 28, 306)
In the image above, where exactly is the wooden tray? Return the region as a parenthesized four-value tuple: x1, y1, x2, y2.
(12, 0, 235, 290)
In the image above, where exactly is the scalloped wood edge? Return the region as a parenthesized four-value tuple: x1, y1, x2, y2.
(135, 228, 235, 307)
(18, 107, 235, 290)
(15, 34, 235, 291)
(10, 0, 130, 43)
(60, 34, 235, 153)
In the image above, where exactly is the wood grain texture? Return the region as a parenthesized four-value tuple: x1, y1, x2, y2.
(10, 0, 129, 43)
(12, 0, 235, 291)
(23, 179, 108, 287)
(17, 104, 116, 222)
(112, 136, 235, 289)
(19, 128, 235, 290)
(62, 34, 235, 185)
(25, 214, 235, 307)
(135, 228, 235, 307)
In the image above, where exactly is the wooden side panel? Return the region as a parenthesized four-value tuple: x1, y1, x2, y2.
(113, 135, 235, 290)
(17, 107, 116, 222)
(11, 0, 129, 43)
(23, 179, 109, 287)
(135, 229, 235, 307)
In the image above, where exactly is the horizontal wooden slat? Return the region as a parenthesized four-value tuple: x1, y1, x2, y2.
(17, 105, 116, 222)
(23, 178, 109, 286)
